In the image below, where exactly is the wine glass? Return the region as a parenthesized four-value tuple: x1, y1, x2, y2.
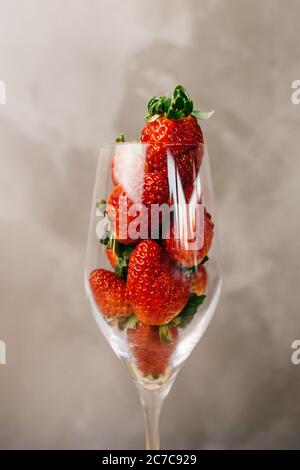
(84, 142, 222, 449)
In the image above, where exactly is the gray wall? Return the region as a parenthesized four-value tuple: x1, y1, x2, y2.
(0, 0, 300, 449)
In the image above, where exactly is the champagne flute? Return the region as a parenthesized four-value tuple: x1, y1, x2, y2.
(84, 142, 222, 449)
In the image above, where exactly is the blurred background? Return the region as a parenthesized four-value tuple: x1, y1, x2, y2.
(0, 0, 300, 449)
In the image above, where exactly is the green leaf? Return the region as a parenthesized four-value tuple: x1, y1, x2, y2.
(173, 85, 190, 100)
(161, 96, 171, 113)
(114, 261, 124, 278)
(145, 113, 160, 122)
(144, 85, 213, 122)
(152, 103, 161, 115)
(200, 255, 209, 264)
(171, 316, 182, 327)
(158, 294, 206, 343)
(159, 324, 174, 345)
(174, 96, 185, 111)
(176, 294, 206, 328)
(114, 256, 127, 278)
(167, 108, 181, 119)
(124, 314, 138, 329)
(113, 241, 135, 279)
(147, 96, 158, 111)
(158, 292, 206, 343)
(115, 133, 125, 142)
(192, 110, 214, 120)
(184, 100, 193, 116)
(147, 96, 163, 116)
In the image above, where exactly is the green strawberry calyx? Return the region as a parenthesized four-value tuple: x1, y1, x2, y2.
(145, 84, 214, 122)
(113, 242, 135, 279)
(159, 293, 206, 345)
(100, 235, 135, 280)
(115, 133, 125, 142)
(117, 314, 138, 331)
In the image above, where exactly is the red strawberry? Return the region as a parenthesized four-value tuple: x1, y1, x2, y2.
(112, 144, 148, 189)
(190, 265, 207, 295)
(141, 116, 203, 189)
(162, 209, 214, 268)
(107, 185, 135, 244)
(168, 182, 202, 209)
(107, 173, 169, 244)
(126, 240, 189, 325)
(139, 172, 169, 206)
(128, 324, 178, 376)
(140, 85, 213, 188)
(89, 269, 132, 318)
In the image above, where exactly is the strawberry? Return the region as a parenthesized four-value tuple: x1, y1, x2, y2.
(190, 264, 207, 295)
(106, 185, 135, 244)
(162, 209, 214, 268)
(126, 240, 190, 325)
(168, 182, 202, 212)
(112, 142, 148, 190)
(128, 324, 178, 376)
(140, 172, 169, 206)
(180, 184, 197, 204)
(107, 172, 169, 244)
(141, 116, 203, 189)
(89, 269, 132, 318)
(141, 85, 213, 188)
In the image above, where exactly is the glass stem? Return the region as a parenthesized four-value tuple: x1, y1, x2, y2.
(138, 386, 170, 450)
